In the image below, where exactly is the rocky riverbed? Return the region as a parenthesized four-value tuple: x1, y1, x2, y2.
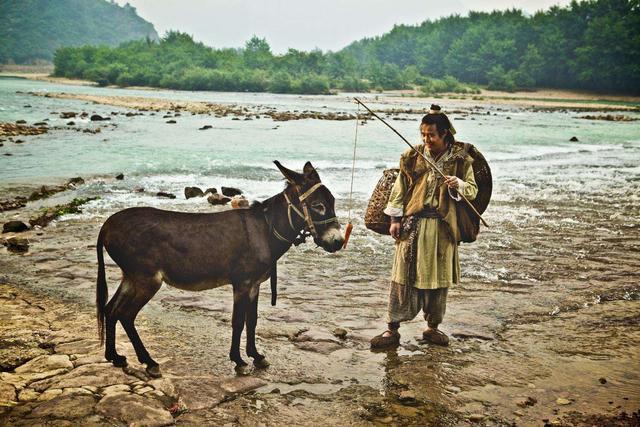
(0, 175, 638, 426)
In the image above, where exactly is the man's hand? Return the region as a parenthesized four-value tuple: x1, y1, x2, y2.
(389, 221, 401, 240)
(444, 175, 459, 189)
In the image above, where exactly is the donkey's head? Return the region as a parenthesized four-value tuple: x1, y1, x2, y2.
(274, 161, 344, 253)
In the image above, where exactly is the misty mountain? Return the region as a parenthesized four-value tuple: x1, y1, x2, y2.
(0, 0, 159, 64)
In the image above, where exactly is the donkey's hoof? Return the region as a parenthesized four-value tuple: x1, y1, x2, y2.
(253, 357, 270, 369)
(108, 355, 128, 367)
(146, 364, 162, 378)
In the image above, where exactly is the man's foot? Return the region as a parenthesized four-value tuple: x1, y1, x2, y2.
(370, 330, 400, 349)
(422, 328, 449, 346)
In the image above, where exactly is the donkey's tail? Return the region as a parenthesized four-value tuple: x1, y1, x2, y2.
(96, 228, 108, 346)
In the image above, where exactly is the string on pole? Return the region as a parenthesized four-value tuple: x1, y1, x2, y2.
(342, 101, 359, 248)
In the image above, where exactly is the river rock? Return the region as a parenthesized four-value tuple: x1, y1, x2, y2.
(15, 354, 73, 374)
(199, 125, 212, 130)
(96, 393, 174, 426)
(294, 341, 343, 354)
(0, 381, 16, 405)
(60, 112, 76, 119)
(184, 186, 204, 199)
(332, 328, 348, 339)
(30, 362, 134, 392)
(156, 191, 176, 199)
(219, 376, 267, 394)
(15, 120, 26, 124)
(115, 173, 124, 180)
(174, 377, 226, 410)
(570, 136, 579, 141)
(5, 237, 29, 253)
(90, 114, 109, 121)
(66, 177, 85, 187)
(204, 187, 217, 195)
(166, 120, 177, 124)
(231, 196, 249, 209)
(27, 392, 96, 419)
(221, 186, 243, 197)
(3, 221, 28, 233)
(514, 396, 537, 407)
(102, 384, 130, 395)
(208, 193, 231, 205)
(18, 388, 39, 402)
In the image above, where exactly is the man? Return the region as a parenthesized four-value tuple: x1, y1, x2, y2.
(371, 105, 477, 348)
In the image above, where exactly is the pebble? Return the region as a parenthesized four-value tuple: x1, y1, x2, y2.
(556, 397, 571, 405)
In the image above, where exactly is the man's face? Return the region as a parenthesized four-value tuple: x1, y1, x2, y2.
(420, 123, 446, 152)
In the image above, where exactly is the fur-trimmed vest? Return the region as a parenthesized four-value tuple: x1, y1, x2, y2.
(399, 141, 475, 243)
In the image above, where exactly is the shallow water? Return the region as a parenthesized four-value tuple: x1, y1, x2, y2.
(1, 77, 639, 423)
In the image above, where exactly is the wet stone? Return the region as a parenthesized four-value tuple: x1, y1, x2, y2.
(219, 376, 267, 394)
(294, 341, 343, 354)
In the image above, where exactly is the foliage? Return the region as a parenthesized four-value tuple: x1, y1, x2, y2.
(49, 0, 639, 94)
(0, 0, 158, 64)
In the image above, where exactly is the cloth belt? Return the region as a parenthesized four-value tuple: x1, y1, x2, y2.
(415, 207, 441, 219)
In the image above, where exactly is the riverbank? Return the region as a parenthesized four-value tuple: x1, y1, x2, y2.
(3, 72, 639, 111)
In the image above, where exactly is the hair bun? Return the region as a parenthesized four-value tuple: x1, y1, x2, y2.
(430, 104, 441, 111)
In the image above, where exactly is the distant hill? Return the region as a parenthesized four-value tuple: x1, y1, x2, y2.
(0, 0, 159, 64)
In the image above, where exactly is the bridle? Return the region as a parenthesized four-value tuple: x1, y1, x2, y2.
(270, 182, 339, 246)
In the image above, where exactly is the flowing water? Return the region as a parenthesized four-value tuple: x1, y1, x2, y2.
(1, 76, 639, 424)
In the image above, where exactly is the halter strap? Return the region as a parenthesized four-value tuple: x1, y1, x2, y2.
(299, 182, 324, 201)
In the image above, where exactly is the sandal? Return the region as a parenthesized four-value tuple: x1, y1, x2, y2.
(370, 330, 400, 349)
(422, 328, 449, 346)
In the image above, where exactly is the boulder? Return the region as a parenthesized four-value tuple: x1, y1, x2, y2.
(90, 114, 109, 121)
(570, 136, 579, 142)
(66, 121, 75, 125)
(60, 112, 77, 119)
(115, 173, 124, 180)
(5, 237, 29, 253)
(207, 193, 231, 205)
(15, 120, 26, 124)
(230, 196, 249, 209)
(3, 221, 28, 233)
(184, 186, 204, 199)
(204, 187, 217, 195)
(221, 186, 242, 197)
(156, 191, 176, 199)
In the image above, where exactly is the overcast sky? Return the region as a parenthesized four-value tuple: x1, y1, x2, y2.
(115, 0, 573, 53)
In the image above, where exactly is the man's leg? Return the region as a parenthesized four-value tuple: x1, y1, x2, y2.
(371, 281, 420, 348)
(422, 287, 450, 346)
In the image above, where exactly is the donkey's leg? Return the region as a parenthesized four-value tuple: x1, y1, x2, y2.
(230, 286, 249, 368)
(104, 284, 128, 367)
(245, 285, 268, 368)
(119, 276, 162, 377)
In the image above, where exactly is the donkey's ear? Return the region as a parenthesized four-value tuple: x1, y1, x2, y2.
(274, 160, 304, 184)
(303, 161, 320, 182)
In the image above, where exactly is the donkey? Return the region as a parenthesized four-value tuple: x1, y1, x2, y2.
(96, 161, 343, 377)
